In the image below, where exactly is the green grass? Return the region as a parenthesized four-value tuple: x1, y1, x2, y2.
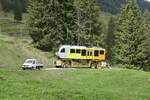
(0, 68, 150, 100)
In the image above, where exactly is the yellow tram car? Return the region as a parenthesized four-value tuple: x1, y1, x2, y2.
(55, 45, 106, 69)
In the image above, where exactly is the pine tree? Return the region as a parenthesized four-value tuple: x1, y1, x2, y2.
(27, 0, 76, 51)
(27, 0, 105, 51)
(0, 0, 27, 13)
(14, 0, 22, 22)
(106, 17, 116, 62)
(74, 0, 105, 47)
(0, 0, 11, 13)
(58, 0, 76, 45)
(136, 10, 150, 71)
(113, 0, 142, 68)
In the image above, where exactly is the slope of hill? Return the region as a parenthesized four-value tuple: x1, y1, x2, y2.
(0, 11, 27, 36)
(0, 34, 53, 70)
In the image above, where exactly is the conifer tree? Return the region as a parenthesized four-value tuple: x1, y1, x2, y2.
(27, 0, 63, 51)
(106, 17, 116, 62)
(27, 0, 105, 51)
(136, 10, 150, 71)
(14, 0, 22, 22)
(74, 0, 105, 47)
(113, 0, 142, 67)
(58, 0, 76, 45)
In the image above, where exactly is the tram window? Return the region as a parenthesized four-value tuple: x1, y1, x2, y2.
(70, 49, 75, 53)
(100, 50, 104, 55)
(94, 50, 99, 56)
(87, 51, 90, 56)
(60, 48, 65, 53)
(81, 50, 86, 56)
(90, 52, 92, 56)
(76, 49, 80, 53)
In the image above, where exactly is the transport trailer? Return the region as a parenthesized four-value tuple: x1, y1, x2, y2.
(54, 45, 106, 69)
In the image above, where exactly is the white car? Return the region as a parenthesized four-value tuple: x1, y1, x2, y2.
(22, 59, 44, 70)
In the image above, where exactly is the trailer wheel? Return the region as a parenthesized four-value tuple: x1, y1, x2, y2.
(90, 62, 99, 69)
(95, 64, 99, 69)
(62, 63, 70, 68)
(62, 64, 67, 68)
(90, 63, 95, 69)
(56, 66, 61, 68)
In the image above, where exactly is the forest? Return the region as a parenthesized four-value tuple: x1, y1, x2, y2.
(0, 0, 150, 15)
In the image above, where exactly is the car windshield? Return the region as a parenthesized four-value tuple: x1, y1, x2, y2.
(25, 60, 33, 64)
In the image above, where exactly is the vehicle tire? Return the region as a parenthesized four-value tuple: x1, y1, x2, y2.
(56, 66, 60, 68)
(36, 66, 40, 70)
(90, 63, 95, 69)
(62, 64, 66, 68)
(38, 66, 41, 70)
(95, 64, 99, 69)
(90, 63, 99, 69)
(31, 67, 34, 70)
(38, 68, 41, 70)
(63, 63, 70, 68)
(22, 68, 26, 70)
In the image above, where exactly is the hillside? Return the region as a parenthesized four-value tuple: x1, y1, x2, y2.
(0, 34, 53, 70)
(0, 11, 27, 36)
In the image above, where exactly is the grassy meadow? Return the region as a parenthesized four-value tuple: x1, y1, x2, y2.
(0, 68, 150, 100)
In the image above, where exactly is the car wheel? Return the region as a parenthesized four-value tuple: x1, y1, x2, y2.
(22, 68, 26, 70)
(31, 67, 34, 70)
(38, 67, 41, 70)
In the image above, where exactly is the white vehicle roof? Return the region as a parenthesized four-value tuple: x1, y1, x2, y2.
(60, 45, 86, 49)
(25, 59, 36, 61)
(60, 45, 105, 49)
